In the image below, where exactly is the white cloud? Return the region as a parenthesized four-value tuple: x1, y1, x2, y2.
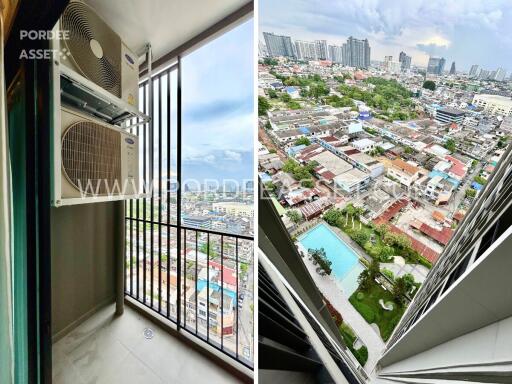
(224, 150, 242, 162)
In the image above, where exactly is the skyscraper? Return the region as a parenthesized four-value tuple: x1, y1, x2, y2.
(494, 67, 507, 82)
(469, 64, 481, 78)
(427, 56, 446, 75)
(449, 61, 456, 74)
(258, 40, 268, 57)
(314, 39, 328, 60)
(262, 32, 295, 58)
(342, 36, 371, 69)
(328, 45, 343, 63)
(295, 40, 317, 60)
(399, 51, 411, 71)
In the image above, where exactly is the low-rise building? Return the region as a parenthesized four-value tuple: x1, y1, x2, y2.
(387, 158, 421, 188)
(333, 168, 371, 194)
(435, 107, 465, 124)
(352, 138, 376, 153)
(472, 94, 512, 116)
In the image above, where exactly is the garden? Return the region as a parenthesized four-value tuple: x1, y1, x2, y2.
(323, 204, 432, 268)
(349, 282, 405, 341)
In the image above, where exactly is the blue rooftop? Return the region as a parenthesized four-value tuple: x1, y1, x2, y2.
(471, 181, 483, 191)
(299, 127, 310, 134)
(429, 170, 460, 187)
(285, 86, 297, 93)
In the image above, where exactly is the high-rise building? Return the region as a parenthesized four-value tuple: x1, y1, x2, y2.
(479, 69, 491, 80)
(449, 61, 456, 75)
(262, 32, 295, 58)
(342, 36, 371, 69)
(427, 56, 446, 75)
(295, 40, 317, 60)
(258, 40, 268, 57)
(328, 44, 343, 63)
(469, 64, 481, 78)
(314, 39, 328, 60)
(494, 67, 507, 82)
(399, 51, 411, 71)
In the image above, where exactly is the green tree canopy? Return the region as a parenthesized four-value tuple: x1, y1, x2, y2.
(258, 96, 270, 116)
(422, 80, 436, 91)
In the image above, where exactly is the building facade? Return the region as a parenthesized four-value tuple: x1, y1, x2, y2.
(473, 94, 512, 116)
(262, 32, 295, 58)
(427, 56, 446, 75)
(295, 40, 317, 60)
(342, 36, 371, 68)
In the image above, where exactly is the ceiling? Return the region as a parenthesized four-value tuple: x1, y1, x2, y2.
(86, 0, 250, 64)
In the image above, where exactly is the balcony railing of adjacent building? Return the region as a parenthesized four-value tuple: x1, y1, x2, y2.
(123, 63, 254, 369)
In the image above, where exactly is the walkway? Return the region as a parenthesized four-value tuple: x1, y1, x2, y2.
(301, 251, 386, 374)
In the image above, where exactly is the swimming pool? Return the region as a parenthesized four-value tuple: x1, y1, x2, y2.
(298, 223, 365, 295)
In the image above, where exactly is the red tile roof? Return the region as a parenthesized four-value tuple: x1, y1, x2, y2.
(387, 224, 440, 263)
(373, 198, 409, 224)
(416, 223, 454, 246)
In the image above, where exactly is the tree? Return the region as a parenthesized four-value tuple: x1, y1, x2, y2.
(267, 88, 277, 98)
(497, 136, 509, 148)
(264, 181, 276, 192)
(474, 175, 487, 185)
(353, 230, 369, 247)
(286, 209, 303, 224)
(263, 57, 278, 66)
(393, 274, 415, 304)
(358, 269, 372, 291)
(368, 258, 380, 280)
(258, 96, 271, 116)
(309, 248, 332, 275)
(295, 137, 311, 146)
(323, 208, 343, 226)
(404, 146, 414, 154)
(280, 93, 292, 102)
(422, 80, 436, 91)
(466, 188, 477, 198)
(444, 138, 456, 152)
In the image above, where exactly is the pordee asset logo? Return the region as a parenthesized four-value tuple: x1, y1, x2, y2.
(18, 29, 72, 60)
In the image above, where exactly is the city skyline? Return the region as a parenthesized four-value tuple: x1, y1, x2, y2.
(260, 0, 512, 73)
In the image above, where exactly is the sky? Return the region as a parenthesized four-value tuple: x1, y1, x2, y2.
(260, 0, 512, 73)
(181, 19, 254, 187)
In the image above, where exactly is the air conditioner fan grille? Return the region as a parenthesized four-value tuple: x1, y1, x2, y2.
(61, 1, 122, 97)
(62, 121, 122, 195)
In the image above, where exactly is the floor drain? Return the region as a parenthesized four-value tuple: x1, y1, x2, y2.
(143, 328, 154, 339)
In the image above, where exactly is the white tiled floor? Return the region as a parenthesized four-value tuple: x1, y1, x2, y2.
(52, 304, 244, 384)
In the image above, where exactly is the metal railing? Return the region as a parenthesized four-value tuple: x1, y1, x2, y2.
(123, 64, 254, 368)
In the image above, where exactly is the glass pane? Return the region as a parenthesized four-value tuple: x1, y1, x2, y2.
(182, 19, 254, 237)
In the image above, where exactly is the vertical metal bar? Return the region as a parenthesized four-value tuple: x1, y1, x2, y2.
(129, 167, 133, 296)
(221, 235, 224, 349)
(195, 230, 198, 334)
(158, 75, 162, 313)
(166, 70, 171, 318)
(142, 83, 147, 304)
(235, 237, 239, 359)
(206, 233, 210, 341)
(176, 56, 182, 328)
(147, 45, 154, 309)
(183, 228, 187, 328)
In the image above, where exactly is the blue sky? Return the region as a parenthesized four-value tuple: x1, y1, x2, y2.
(260, 0, 512, 73)
(182, 19, 254, 186)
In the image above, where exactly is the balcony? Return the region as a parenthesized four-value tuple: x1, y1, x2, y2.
(52, 303, 244, 383)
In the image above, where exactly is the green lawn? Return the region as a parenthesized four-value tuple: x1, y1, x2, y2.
(339, 323, 368, 366)
(349, 282, 405, 341)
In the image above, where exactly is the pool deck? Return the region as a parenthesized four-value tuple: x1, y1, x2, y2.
(301, 248, 385, 374)
(297, 220, 385, 374)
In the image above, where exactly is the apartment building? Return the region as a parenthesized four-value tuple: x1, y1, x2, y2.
(387, 158, 421, 188)
(473, 94, 512, 116)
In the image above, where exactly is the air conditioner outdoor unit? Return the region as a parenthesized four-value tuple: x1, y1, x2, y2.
(59, 0, 139, 106)
(53, 107, 140, 206)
